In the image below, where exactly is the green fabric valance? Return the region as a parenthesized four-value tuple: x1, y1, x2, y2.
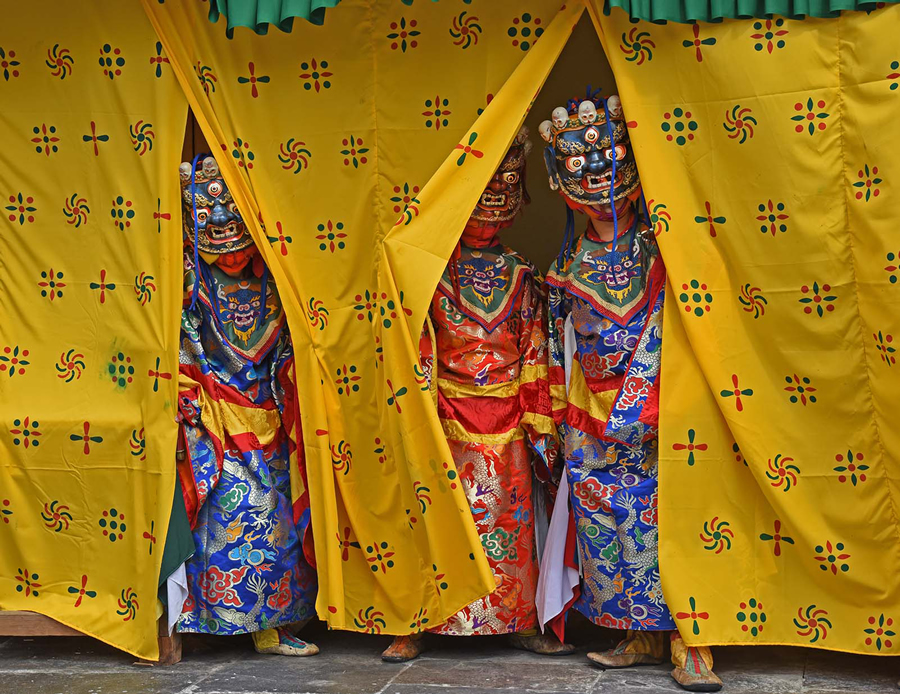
(208, 0, 343, 37)
(604, 0, 898, 23)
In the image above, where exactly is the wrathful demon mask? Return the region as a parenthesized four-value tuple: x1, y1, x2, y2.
(540, 94, 639, 208)
(179, 156, 254, 257)
(469, 126, 532, 225)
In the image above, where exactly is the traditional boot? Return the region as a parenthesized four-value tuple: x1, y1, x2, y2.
(381, 633, 427, 663)
(252, 627, 319, 656)
(670, 633, 722, 692)
(509, 630, 576, 655)
(587, 629, 665, 668)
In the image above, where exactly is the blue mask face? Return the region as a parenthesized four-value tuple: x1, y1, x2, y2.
(180, 157, 254, 256)
(542, 99, 640, 208)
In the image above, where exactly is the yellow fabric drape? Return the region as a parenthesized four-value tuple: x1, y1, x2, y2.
(589, 3, 900, 654)
(142, 0, 583, 634)
(0, 2, 185, 659)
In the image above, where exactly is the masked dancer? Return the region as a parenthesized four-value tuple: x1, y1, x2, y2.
(381, 128, 573, 662)
(538, 95, 722, 692)
(174, 156, 318, 656)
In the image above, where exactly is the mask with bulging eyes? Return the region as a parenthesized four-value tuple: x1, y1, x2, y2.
(541, 94, 641, 208)
(469, 126, 532, 225)
(179, 156, 255, 256)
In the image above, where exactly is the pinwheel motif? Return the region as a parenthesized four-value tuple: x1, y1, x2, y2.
(278, 138, 311, 174)
(794, 605, 831, 643)
(56, 349, 85, 382)
(194, 62, 217, 95)
(130, 428, 146, 462)
(41, 500, 73, 532)
(723, 104, 757, 144)
(354, 606, 386, 633)
(116, 588, 139, 622)
(46, 44, 74, 79)
(766, 454, 800, 491)
(129, 120, 155, 155)
(646, 199, 670, 235)
(738, 283, 767, 319)
(63, 193, 90, 227)
(415, 481, 432, 514)
(620, 27, 654, 64)
(699, 516, 734, 553)
(331, 440, 352, 475)
(450, 12, 481, 49)
(134, 272, 156, 306)
(307, 298, 329, 330)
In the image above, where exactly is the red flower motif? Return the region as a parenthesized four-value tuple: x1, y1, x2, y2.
(266, 570, 294, 610)
(618, 377, 650, 409)
(572, 478, 619, 513)
(198, 565, 249, 606)
(598, 613, 631, 630)
(640, 492, 658, 526)
(580, 351, 627, 379)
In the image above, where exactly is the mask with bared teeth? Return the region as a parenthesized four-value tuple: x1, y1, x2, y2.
(179, 156, 255, 259)
(540, 94, 640, 208)
(468, 125, 532, 227)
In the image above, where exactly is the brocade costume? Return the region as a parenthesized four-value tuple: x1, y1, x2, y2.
(422, 231, 556, 636)
(545, 224, 671, 631)
(420, 128, 558, 636)
(539, 94, 674, 632)
(174, 157, 316, 638)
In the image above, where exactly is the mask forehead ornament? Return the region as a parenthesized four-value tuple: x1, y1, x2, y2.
(179, 156, 254, 255)
(470, 125, 533, 224)
(541, 93, 640, 207)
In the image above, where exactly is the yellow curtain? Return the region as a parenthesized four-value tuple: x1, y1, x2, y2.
(0, 2, 186, 659)
(589, 3, 900, 654)
(142, 0, 584, 634)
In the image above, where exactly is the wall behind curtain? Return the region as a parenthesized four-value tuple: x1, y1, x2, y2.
(590, 3, 900, 654)
(143, 0, 583, 634)
(0, 1, 186, 659)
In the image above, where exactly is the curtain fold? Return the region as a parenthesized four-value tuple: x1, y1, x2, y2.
(589, 2, 900, 654)
(0, 0, 186, 659)
(141, 0, 581, 635)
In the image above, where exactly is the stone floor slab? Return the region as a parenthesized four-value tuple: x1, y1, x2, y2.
(393, 656, 598, 692)
(0, 620, 898, 694)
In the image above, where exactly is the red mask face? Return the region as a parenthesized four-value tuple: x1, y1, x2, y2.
(469, 127, 532, 226)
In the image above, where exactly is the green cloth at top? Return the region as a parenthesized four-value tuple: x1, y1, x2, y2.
(604, 0, 898, 22)
(208, 0, 342, 37)
(157, 475, 195, 607)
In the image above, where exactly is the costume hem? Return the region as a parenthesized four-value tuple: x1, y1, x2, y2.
(176, 610, 316, 636)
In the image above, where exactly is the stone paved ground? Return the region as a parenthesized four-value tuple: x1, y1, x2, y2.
(1, 616, 897, 694)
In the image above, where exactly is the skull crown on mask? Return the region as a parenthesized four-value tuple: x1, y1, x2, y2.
(469, 125, 533, 226)
(540, 94, 641, 209)
(179, 156, 255, 257)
